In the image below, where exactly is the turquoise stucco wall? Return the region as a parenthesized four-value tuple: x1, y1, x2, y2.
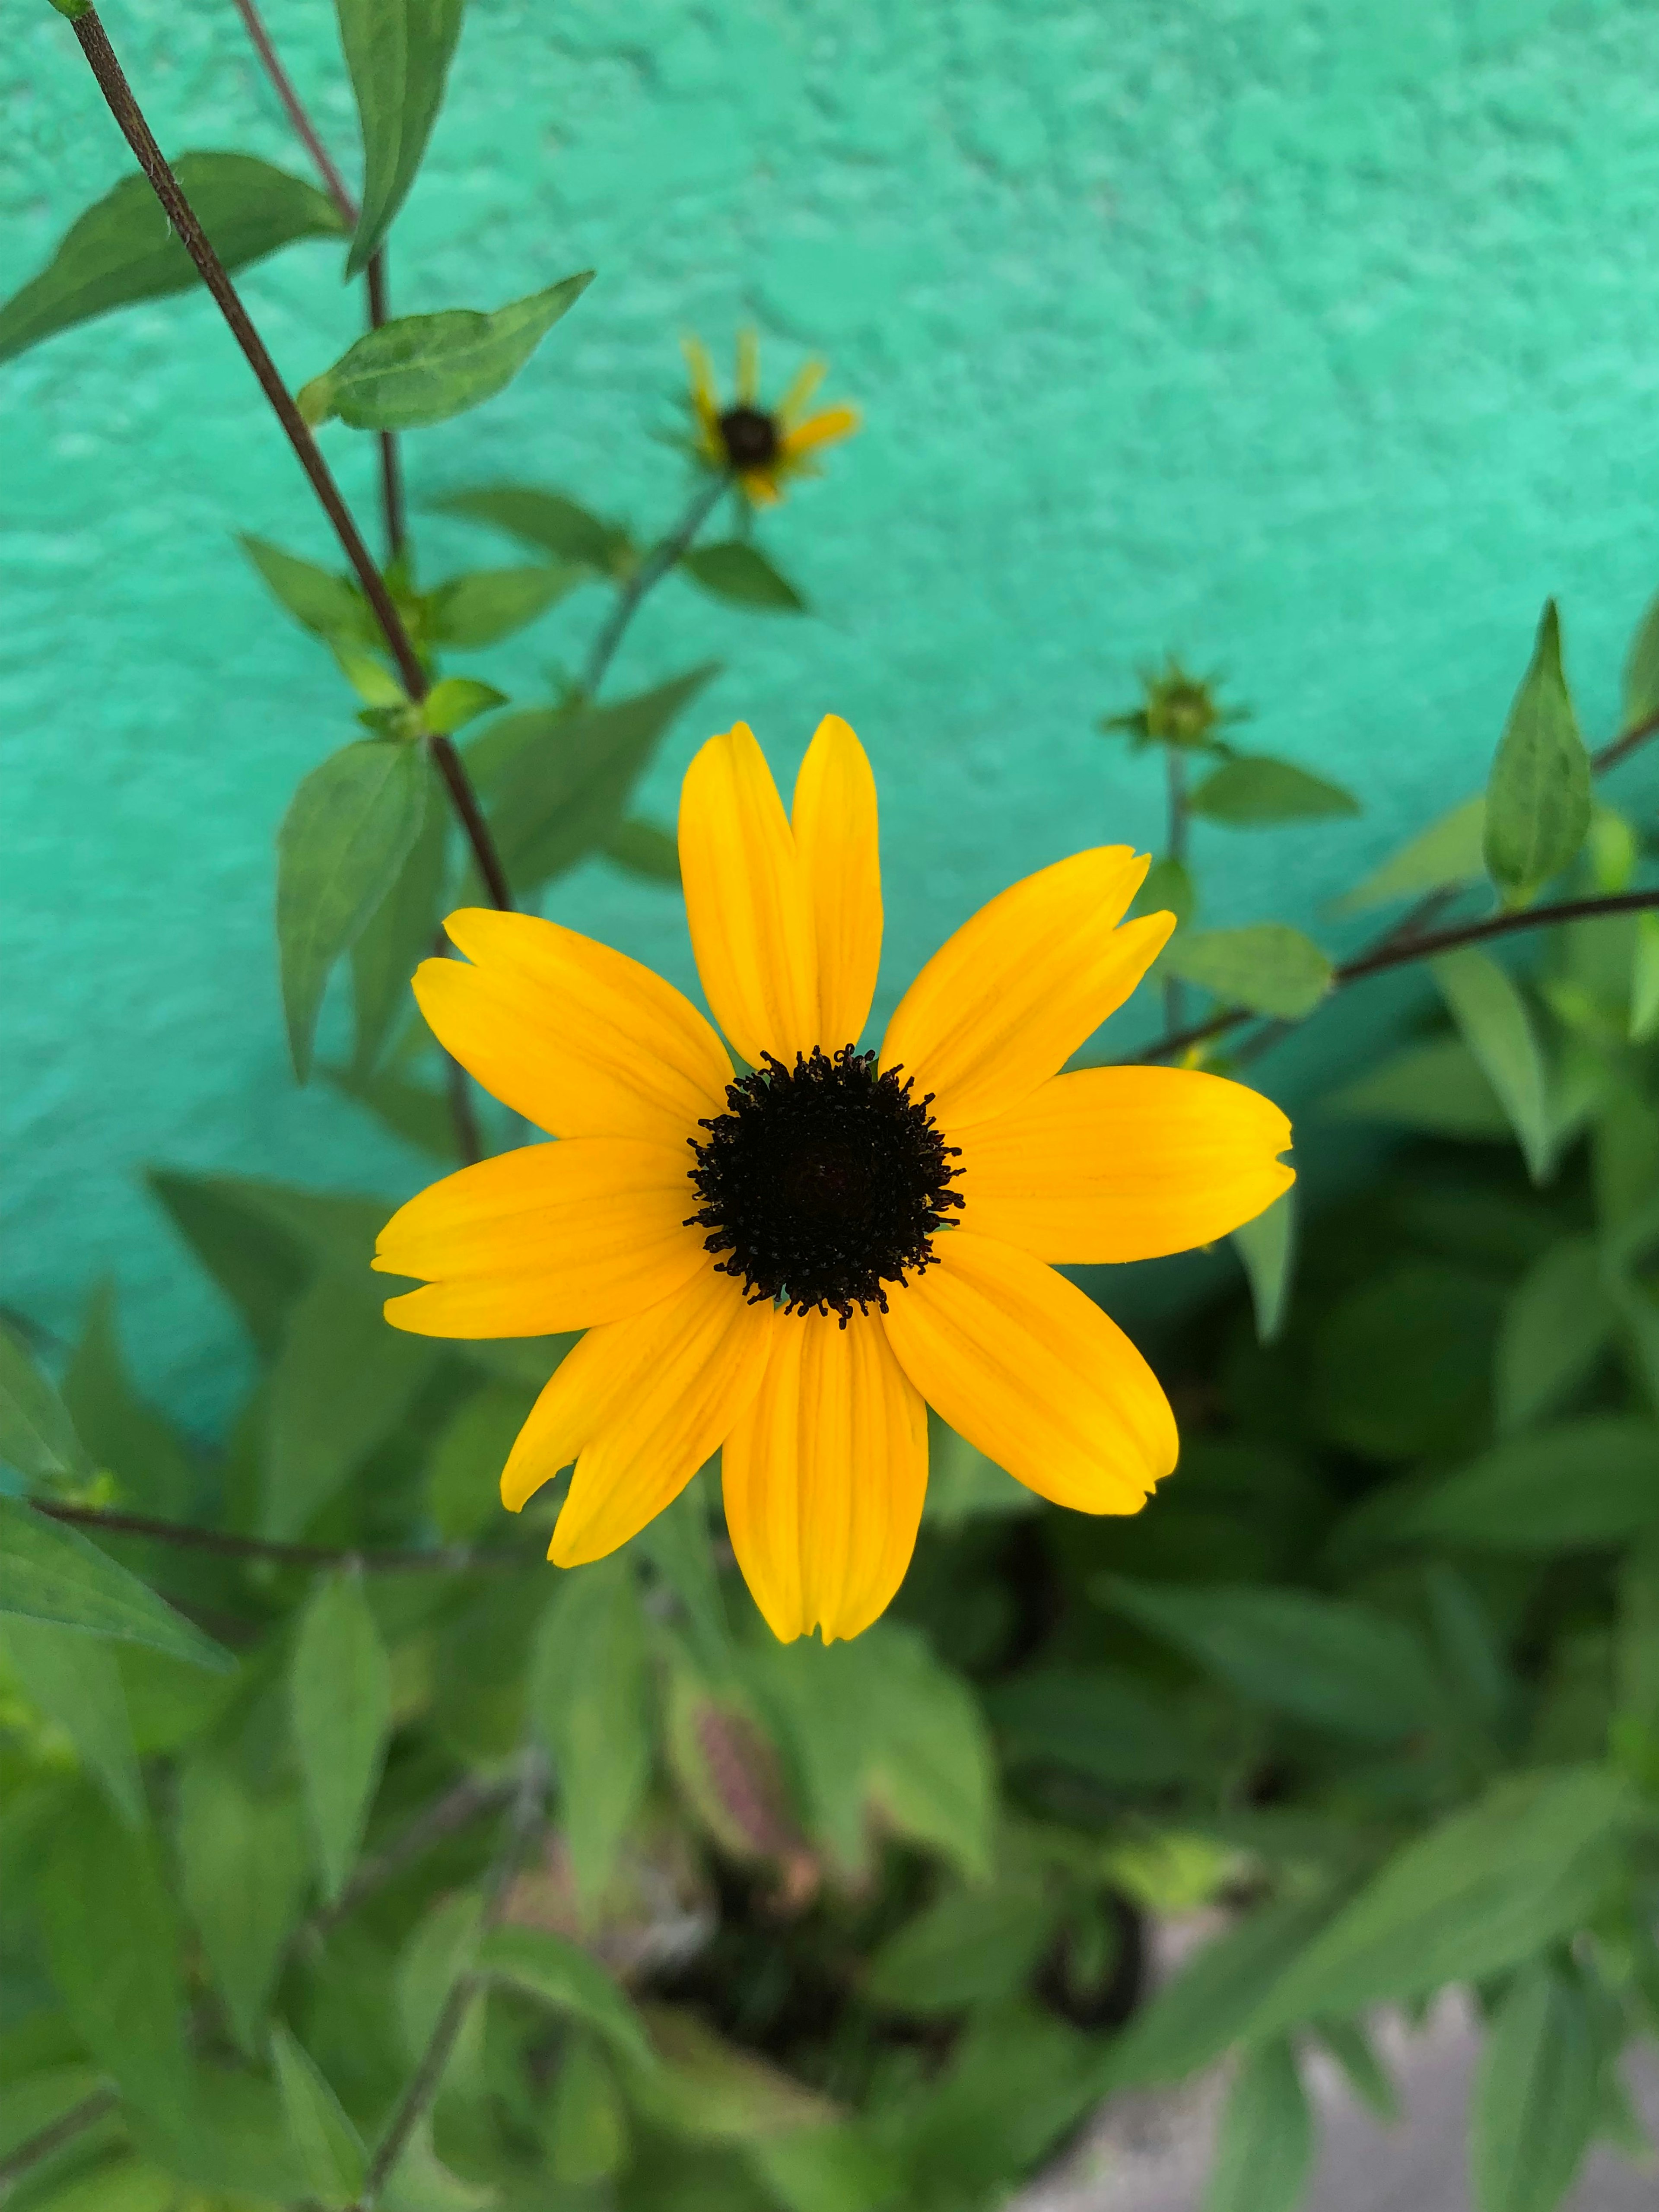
(3, 0, 1657, 1422)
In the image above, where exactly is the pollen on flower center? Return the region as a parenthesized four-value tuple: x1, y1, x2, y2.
(686, 1046, 963, 1323)
(717, 404, 780, 470)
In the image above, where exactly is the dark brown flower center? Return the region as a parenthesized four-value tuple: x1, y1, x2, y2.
(717, 404, 781, 470)
(686, 1047, 962, 1323)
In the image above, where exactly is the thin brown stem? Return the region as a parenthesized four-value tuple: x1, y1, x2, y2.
(315, 1774, 517, 1931)
(229, 0, 358, 225)
(0, 2087, 118, 2191)
(33, 1500, 524, 1575)
(582, 474, 728, 699)
(364, 254, 407, 564)
(67, 9, 510, 909)
(1592, 703, 1659, 778)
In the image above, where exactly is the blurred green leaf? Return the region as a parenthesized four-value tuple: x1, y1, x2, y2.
(271, 2022, 366, 2209)
(1622, 588, 1659, 733)
(425, 1380, 536, 1541)
(1469, 1959, 1600, 2212)
(290, 1570, 391, 1904)
(1188, 755, 1359, 826)
(1096, 1577, 1440, 1743)
(1248, 1766, 1635, 2032)
(0, 1617, 142, 1826)
(299, 275, 593, 431)
(327, 1062, 454, 1156)
(396, 1888, 479, 2056)
(865, 1886, 1056, 2015)
(547, 2031, 628, 2184)
(680, 541, 807, 613)
(477, 1924, 655, 2070)
(1201, 2037, 1311, 2212)
(0, 1317, 92, 1487)
(1385, 1418, 1659, 1553)
(1314, 1260, 1503, 1461)
(421, 676, 506, 734)
(637, 1475, 729, 1672)
(634, 2005, 837, 2142)
(1313, 2018, 1398, 2123)
(64, 1284, 197, 1518)
(1631, 913, 1659, 1044)
(0, 1498, 230, 1669)
(337, 0, 465, 277)
(0, 155, 344, 366)
(470, 664, 717, 890)
(901, 2002, 1100, 2198)
(1484, 601, 1591, 909)
(145, 1170, 315, 1356)
(1131, 853, 1197, 931)
(1163, 924, 1333, 1020)
(264, 1270, 432, 1539)
(351, 779, 445, 1073)
(277, 738, 431, 1082)
(240, 536, 379, 649)
(421, 564, 580, 648)
(1494, 1237, 1617, 1435)
(1326, 1034, 1510, 1139)
(0, 2063, 112, 2167)
(1232, 1186, 1296, 1345)
(433, 484, 629, 571)
(178, 1761, 310, 2053)
(603, 817, 682, 885)
(922, 1416, 1035, 1529)
(747, 2123, 904, 2212)
(529, 1560, 650, 1902)
(1337, 793, 1486, 913)
(985, 1665, 1198, 1787)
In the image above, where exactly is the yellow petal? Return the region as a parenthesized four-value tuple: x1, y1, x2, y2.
(722, 1309, 926, 1644)
(779, 404, 861, 456)
(880, 1231, 1176, 1514)
(776, 357, 828, 425)
(737, 469, 781, 505)
(735, 326, 760, 404)
(416, 910, 732, 1141)
(791, 715, 882, 1049)
(500, 1267, 778, 1564)
(880, 850, 1170, 1128)
(679, 725, 820, 1068)
(375, 1138, 705, 1337)
(957, 1067, 1294, 1262)
(681, 332, 720, 424)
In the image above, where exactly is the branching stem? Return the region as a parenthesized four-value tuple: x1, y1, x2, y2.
(33, 1500, 525, 1574)
(582, 474, 729, 699)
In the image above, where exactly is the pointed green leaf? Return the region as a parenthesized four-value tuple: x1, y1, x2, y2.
(1162, 923, 1333, 1020)
(0, 1497, 230, 1669)
(1620, 588, 1659, 735)
(396, 1890, 481, 2057)
(1494, 1236, 1617, 1434)
(0, 1616, 143, 1826)
(547, 2032, 628, 2184)
(240, 536, 379, 649)
(1433, 947, 1553, 1181)
(1201, 2038, 1311, 2212)
(299, 275, 593, 430)
(276, 738, 430, 1081)
(1188, 755, 1360, 826)
(421, 676, 506, 734)
(432, 484, 629, 570)
(337, 0, 465, 276)
(422, 564, 580, 648)
(1325, 1034, 1510, 1139)
(1232, 1186, 1295, 1344)
(350, 766, 446, 1071)
(680, 541, 807, 613)
(529, 1561, 650, 1902)
(1337, 792, 1487, 914)
(64, 1283, 197, 1518)
(1469, 1960, 1600, 2212)
(864, 1886, 1056, 2015)
(1313, 2018, 1398, 2124)
(0, 155, 344, 366)
(1484, 601, 1591, 908)
(0, 1318, 92, 1486)
(290, 1570, 391, 1903)
(145, 1170, 315, 1356)
(270, 2024, 366, 2209)
(178, 1762, 311, 2053)
(1386, 1417, 1659, 1552)
(477, 1924, 655, 2071)
(603, 816, 681, 885)
(1131, 853, 1197, 930)
(326, 1062, 454, 1156)
(1631, 912, 1659, 1044)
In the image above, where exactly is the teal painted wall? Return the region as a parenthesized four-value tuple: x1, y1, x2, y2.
(4, 0, 1657, 1421)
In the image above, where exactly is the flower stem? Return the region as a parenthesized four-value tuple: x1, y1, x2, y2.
(32, 1500, 524, 1574)
(64, 6, 510, 909)
(582, 474, 729, 699)
(0, 2088, 118, 2191)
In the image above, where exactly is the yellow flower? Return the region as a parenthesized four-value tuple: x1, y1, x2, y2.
(682, 329, 859, 505)
(374, 720, 1294, 1643)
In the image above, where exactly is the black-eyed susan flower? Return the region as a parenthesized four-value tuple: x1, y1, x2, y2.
(374, 719, 1294, 1643)
(682, 329, 859, 505)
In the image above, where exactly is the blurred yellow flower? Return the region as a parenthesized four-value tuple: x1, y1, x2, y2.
(375, 720, 1293, 1643)
(682, 329, 860, 505)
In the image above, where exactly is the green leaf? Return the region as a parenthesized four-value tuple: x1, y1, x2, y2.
(1484, 601, 1591, 909)
(426, 1379, 537, 1541)
(1433, 948, 1554, 1182)
(1188, 755, 1360, 826)
(547, 2033, 628, 2185)
(1247, 1766, 1635, 2034)
(603, 817, 681, 885)
(470, 664, 717, 891)
(0, 1497, 230, 1669)
(1468, 1960, 1600, 2212)
(289, 1570, 391, 1904)
(64, 1283, 197, 1518)
(1131, 853, 1197, 930)
(984, 1665, 1198, 1788)
(1315, 1259, 1504, 1461)
(529, 1560, 651, 1902)
(1201, 2038, 1311, 2212)
(864, 1887, 1056, 2015)
(0, 1616, 142, 1826)
(178, 1761, 311, 2053)
(38, 1785, 193, 2127)
(351, 774, 445, 1072)
(421, 676, 506, 734)
(1162, 924, 1333, 1020)
(146, 1170, 316, 1357)
(1326, 1035, 1510, 1139)
(635, 1475, 729, 1673)
(1232, 1187, 1296, 1344)
(476, 1924, 655, 2071)
(1313, 2018, 1398, 2123)
(327, 1062, 454, 1157)
(1385, 1418, 1659, 1552)
(264, 1270, 433, 1538)
(422, 565, 580, 648)
(1336, 793, 1486, 913)
(337, 0, 465, 277)
(396, 1889, 480, 2056)
(432, 484, 629, 571)
(0, 1317, 92, 1486)
(240, 536, 378, 649)
(1621, 589, 1659, 734)
(680, 541, 807, 613)
(1631, 912, 1659, 1043)
(1096, 1577, 1440, 1743)
(633, 2005, 837, 2142)
(0, 154, 344, 366)
(270, 2023, 366, 2209)
(276, 738, 431, 1082)
(1494, 1236, 1617, 1434)
(299, 275, 593, 431)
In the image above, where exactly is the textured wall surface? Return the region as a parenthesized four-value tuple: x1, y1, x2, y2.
(4, 0, 1657, 1421)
